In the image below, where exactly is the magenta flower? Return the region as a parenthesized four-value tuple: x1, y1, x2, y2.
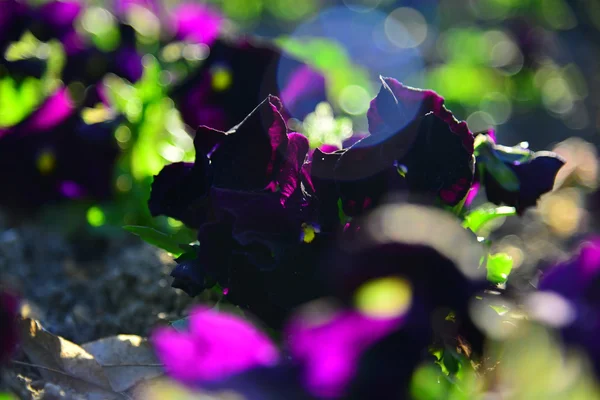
(152, 307, 279, 384)
(286, 310, 403, 399)
(168, 3, 222, 45)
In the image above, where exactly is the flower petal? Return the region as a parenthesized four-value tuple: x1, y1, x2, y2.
(152, 307, 279, 384)
(148, 160, 210, 228)
(484, 151, 565, 213)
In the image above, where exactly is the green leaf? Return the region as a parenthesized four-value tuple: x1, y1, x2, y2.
(123, 225, 187, 256)
(462, 205, 516, 234)
(486, 253, 514, 284)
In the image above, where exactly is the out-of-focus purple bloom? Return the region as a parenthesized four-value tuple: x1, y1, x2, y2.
(320, 204, 486, 369)
(29, 0, 82, 44)
(286, 309, 403, 399)
(0, 87, 120, 210)
(170, 37, 326, 132)
(537, 239, 600, 376)
(476, 133, 565, 213)
(0, 1, 28, 51)
(152, 306, 279, 384)
(61, 23, 144, 85)
(0, 290, 19, 364)
(168, 3, 222, 45)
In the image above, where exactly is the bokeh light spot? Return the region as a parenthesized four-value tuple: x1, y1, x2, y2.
(211, 66, 233, 92)
(355, 276, 412, 318)
(466, 111, 495, 132)
(115, 125, 132, 143)
(479, 92, 512, 124)
(87, 206, 106, 227)
(116, 175, 132, 192)
(36, 149, 56, 175)
(338, 85, 370, 115)
(182, 43, 209, 61)
(384, 7, 428, 49)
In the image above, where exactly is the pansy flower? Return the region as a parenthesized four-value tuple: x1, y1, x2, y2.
(0, 289, 19, 364)
(153, 306, 280, 384)
(535, 239, 600, 377)
(150, 95, 312, 230)
(152, 303, 403, 399)
(170, 36, 326, 132)
(0, 87, 120, 211)
(150, 96, 321, 322)
(312, 77, 475, 220)
(475, 133, 565, 213)
(320, 203, 487, 370)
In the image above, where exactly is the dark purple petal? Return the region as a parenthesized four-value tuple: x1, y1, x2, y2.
(275, 133, 310, 205)
(286, 308, 403, 398)
(34, 0, 82, 39)
(484, 152, 565, 213)
(539, 239, 600, 299)
(367, 77, 474, 153)
(148, 160, 210, 228)
(325, 204, 485, 312)
(114, 45, 144, 83)
(537, 239, 600, 377)
(402, 113, 475, 205)
(0, 290, 19, 364)
(0, 1, 29, 52)
(169, 3, 222, 45)
(210, 188, 310, 261)
(203, 96, 288, 191)
(152, 306, 279, 384)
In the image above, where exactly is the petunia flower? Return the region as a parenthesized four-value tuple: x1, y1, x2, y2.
(311, 77, 475, 220)
(152, 306, 280, 384)
(0, 289, 19, 364)
(170, 37, 326, 132)
(0, 87, 120, 211)
(475, 133, 565, 213)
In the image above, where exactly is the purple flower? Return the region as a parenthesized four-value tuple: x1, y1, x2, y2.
(149, 95, 310, 227)
(61, 23, 144, 85)
(312, 78, 474, 221)
(0, 290, 19, 364)
(28, 0, 82, 44)
(0, 88, 120, 210)
(151, 304, 403, 399)
(537, 239, 600, 376)
(170, 37, 326, 132)
(152, 306, 279, 384)
(168, 3, 222, 45)
(286, 309, 403, 398)
(476, 133, 565, 213)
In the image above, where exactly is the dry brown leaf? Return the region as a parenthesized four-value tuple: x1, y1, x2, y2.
(17, 317, 119, 399)
(81, 335, 163, 392)
(16, 317, 165, 400)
